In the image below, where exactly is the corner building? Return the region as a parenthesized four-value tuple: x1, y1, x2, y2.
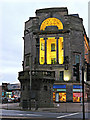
(18, 7, 89, 108)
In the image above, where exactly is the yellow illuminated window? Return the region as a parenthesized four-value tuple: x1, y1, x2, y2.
(59, 93, 66, 102)
(39, 38, 45, 64)
(41, 57, 44, 62)
(51, 58, 56, 64)
(58, 37, 64, 64)
(39, 37, 64, 65)
(47, 37, 56, 64)
(53, 92, 55, 102)
(51, 44, 55, 51)
(41, 43, 44, 51)
(73, 93, 82, 102)
(40, 18, 63, 31)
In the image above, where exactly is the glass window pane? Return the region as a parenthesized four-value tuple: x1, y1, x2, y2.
(60, 71, 64, 81)
(51, 58, 56, 64)
(73, 92, 82, 102)
(39, 38, 45, 64)
(26, 56, 29, 66)
(55, 93, 59, 102)
(41, 43, 44, 51)
(53, 92, 55, 102)
(47, 37, 56, 64)
(58, 37, 64, 64)
(75, 55, 80, 64)
(59, 93, 66, 102)
(51, 44, 55, 51)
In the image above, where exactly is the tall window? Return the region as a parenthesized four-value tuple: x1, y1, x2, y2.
(51, 58, 56, 64)
(39, 38, 45, 64)
(60, 71, 64, 81)
(39, 17, 64, 65)
(51, 44, 55, 51)
(41, 43, 44, 51)
(58, 37, 64, 64)
(26, 56, 29, 66)
(47, 37, 56, 64)
(75, 54, 80, 64)
(55, 93, 59, 102)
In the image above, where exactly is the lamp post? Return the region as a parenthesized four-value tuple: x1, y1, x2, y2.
(25, 29, 32, 110)
(82, 66, 85, 120)
(29, 52, 32, 110)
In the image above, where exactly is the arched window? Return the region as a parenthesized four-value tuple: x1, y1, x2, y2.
(40, 18, 63, 31)
(39, 18, 64, 65)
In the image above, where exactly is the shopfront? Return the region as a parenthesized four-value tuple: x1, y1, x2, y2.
(53, 84, 82, 103)
(53, 84, 66, 102)
(73, 85, 82, 102)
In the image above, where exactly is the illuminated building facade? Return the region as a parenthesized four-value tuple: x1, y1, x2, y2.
(18, 7, 90, 108)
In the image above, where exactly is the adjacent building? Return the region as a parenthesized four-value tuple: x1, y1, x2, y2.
(2, 83, 21, 103)
(18, 7, 90, 109)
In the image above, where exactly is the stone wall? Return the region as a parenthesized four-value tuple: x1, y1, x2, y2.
(18, 7, 86, 108)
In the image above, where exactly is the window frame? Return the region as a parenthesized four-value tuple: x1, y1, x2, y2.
(60, 71, 64, 81)
(51, 43, 55, 51)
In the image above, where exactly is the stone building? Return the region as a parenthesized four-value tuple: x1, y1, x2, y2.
(18, 7, 90, 109)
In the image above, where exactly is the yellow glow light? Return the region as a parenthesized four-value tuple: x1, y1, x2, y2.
(58, 37, 64, 64)
(39, 38, 45, 64)
(64, 76, 69, 81)
(47, 37, 56, 64)
(40, 18, 63, 31)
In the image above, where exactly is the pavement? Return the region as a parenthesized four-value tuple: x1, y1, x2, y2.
(1, 103, 90, 120)
(0, 102, 90, 113)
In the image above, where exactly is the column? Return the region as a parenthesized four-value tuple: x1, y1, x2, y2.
(45, 38, 47, 64)
(56, 37, 59, 64)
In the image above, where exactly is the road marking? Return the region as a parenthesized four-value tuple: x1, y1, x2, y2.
(26, 114, 42, 116)
(18, 114, 23, 116)
(18, 114, 42, 116)
(57, 112, 79, 118)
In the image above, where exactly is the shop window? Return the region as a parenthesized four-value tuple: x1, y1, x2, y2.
(53, 92, 66, 102)
(59, 93, 66, 102)
(51, 44, 55, 51)
(55, 93, 59, 102)
(73, 92, 82, 102)
(60, 71, 64, 81)
(25, 56, 29, 66)
(53, 92, 55, 102)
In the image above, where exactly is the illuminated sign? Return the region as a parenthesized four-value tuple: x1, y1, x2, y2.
(73, 85, 82, 89)
(53, 85, 66, 89)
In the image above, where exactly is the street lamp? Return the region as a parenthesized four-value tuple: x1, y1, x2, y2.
(82, 66, 85, 120)
(25, 29, 32, 110)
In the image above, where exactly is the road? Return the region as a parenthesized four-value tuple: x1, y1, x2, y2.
(0, 109, 90, 119)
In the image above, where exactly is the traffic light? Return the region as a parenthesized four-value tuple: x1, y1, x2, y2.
(87, 63, 90, 81)
(73, 63, 79, 81)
